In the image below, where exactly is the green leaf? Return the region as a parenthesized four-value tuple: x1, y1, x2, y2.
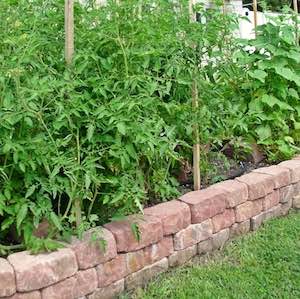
(261, 94, 293, 111)
(288, 88, 299, 99)
(87, 124, 95, 142)
(50, 212, 63, 231)
(17, 203, 28, 231)
(256, 125, 272, 141)
(117, 122, 126, 135)
(275, 67, 300, 86)
(25, 185, 36, 199)
(248, 70, 267, 83)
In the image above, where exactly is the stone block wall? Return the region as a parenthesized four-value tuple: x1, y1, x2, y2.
(1, 157, 300, 299)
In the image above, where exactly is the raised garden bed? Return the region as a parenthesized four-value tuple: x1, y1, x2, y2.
(1, 156, 300, 299)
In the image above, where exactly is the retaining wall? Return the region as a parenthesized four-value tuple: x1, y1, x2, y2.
(1, 157, 300, 299)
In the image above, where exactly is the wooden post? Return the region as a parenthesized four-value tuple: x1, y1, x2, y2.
(189, 0, 201, 191)
(65, 0, 74, 65)
(253, 0, 258, 37)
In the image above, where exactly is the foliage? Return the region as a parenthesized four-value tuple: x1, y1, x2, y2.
(0, 0, 237, 253)
(0, 0, 299, 254)
(235, 14, 300, 160)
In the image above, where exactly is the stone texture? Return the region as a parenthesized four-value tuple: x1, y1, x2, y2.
(168, 245, 197, 267)
(293, 182, 300, 195)
(279, 185, 295, 203)
(281, 197, 293, 216)
(105, 215, 163, 252)
(97, 255, 127, 288)
(293, 195, 300, 209)
(0, 258, 16, 297)
(278, 160, 300, 183)
(236, 173, 274, 200)
(88, 279, 124, 299)
(125, 250, 145, 274)
(71, 227, 117, 270)
(251, 205, 282, 231)
(2, 291, 41, 299)
(209, 180, 248, 208)
(235, 199, 263, 223)
(211, 228, 230, 250)
(173, 220, 213, 250)
(179, 188, 226, 223)
(144, 200, 191, 235)
(253, 166, 291, 189)
(75, 268, 98, 298)
(144, 237, 174, 265)
(211, 209, 235, 233)
(267, 205, 282, 219)
(197, 239, 213, 255)
(263, 190, 280, 211)
(41, 276, 76, 299)
(250, 212, 266, 231)
(125, 258, 169, 291)
(8, 248, 78, 292)
(230, 220, 251, 238)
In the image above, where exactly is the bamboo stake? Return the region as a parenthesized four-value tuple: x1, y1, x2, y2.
(65, 0, 74, 65)
(253, 0, 258, 37)
(189, 0, 201, 191)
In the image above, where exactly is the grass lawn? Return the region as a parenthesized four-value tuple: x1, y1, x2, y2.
(125, 212, 300, 299)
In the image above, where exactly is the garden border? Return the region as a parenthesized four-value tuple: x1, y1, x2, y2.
(1, 157, 300, 299)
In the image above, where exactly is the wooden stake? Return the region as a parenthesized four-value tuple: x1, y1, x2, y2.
(65, 0, 74, 65)
(294, 0, 298, 14)
(223, 0, 226, 14)
(294, 0, 299, 46)
(189, 0, 201, 191)
(253, 0, 258, 37)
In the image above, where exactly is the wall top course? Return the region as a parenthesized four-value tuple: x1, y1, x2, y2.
(104, 214, 163, 252)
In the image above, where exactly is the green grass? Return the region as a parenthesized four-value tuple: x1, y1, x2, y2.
(127, 212, 300, 299)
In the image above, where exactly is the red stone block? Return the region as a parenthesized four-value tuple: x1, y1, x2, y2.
(125, 250, 145, 274)
(75, 268, 98, 298)
(97, 255, 127, 288)
(210, 180, 248, 208)
(71, 227, 117, 270)
(278, 160, 300, 183)
(0, 258, 16, 297)
(144, 237, 174, 265)
(8, 249, 78, 292)
(212, 209, 235, 233)
(279, 185, 295, 203)
(263, 190, 280, 211)
(235, 199, 263, 222)
(3, 291, 41, 299)
(173, 220, 213, 250)
(104, 215, 163, 252)
(41, 276, 76, 299)
(236, 173, 274, 200)
(144, 200, 191, 235)
(253, 165, 291, 188)
(88, 279, 124, 299)
(179, 189, 226, 223)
